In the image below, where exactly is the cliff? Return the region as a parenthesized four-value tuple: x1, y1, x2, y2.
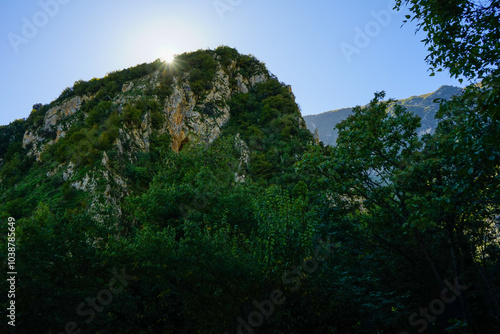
(0, 46, 312, 220)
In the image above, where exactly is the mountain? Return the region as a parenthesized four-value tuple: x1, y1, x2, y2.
(0, 47, 321, 333)
(0, 46, 313, 221)
(304, 85, 464, 145)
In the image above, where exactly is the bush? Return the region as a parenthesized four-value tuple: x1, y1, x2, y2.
(54, 61, 162, 105)
(122, 104, 143, 126)
(151, 111, 164, 130)
(85, 101, 116, 127)
(97, 127, 119, 150)
(68, 130, 86, 144)
(215, 45, 239, 67)
(0, 119, 27, 160)
(237, 54, 265, 78)
(175, 50, 218, 96)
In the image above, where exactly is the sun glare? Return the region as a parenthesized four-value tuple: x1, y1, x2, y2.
(162, 52, 175, 64)
(156, 45, 179, 65)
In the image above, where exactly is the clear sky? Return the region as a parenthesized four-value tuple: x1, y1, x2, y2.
(0, 0, 464, 126)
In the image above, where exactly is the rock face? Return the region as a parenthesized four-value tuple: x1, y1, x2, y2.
(164, 66, 266, 152)
(23, 96, 93, 159)
(18, 50, 270, 218)
(43, 96, 84, 129)
(165, 82, 198, 153)
(22, 56, 269, 157)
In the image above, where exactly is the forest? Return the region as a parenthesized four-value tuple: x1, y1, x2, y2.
(0, 1, 499, 333)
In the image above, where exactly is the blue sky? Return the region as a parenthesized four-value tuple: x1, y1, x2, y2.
(0, 0, 463, 126)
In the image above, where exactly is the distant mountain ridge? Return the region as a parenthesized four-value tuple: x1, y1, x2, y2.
(304, 85, 464, 146)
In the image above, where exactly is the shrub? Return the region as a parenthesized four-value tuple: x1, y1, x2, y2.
(215, 45, 239, 67)
(151, 111, 164, 130)
(97, 127, 119, 150)
(237, 54, 265, 78)
(122, 104, 143, 126)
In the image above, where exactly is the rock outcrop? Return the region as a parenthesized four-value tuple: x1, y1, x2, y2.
(18, 49, 271, 218)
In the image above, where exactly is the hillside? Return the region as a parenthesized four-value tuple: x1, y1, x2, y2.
(304, 85, 463, 145)
(0, 47, 319, 333)
(0, 47, 313, 222)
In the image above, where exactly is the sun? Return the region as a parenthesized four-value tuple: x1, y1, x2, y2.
(163, 52, 175, 64)
(161, 50, 177, 65)
(156, 45, 179, 65)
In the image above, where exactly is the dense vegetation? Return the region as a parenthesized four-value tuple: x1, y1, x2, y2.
(0, 2, 499, 332)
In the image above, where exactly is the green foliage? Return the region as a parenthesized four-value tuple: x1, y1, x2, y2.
(167, 49, 213, 89)
(252, 186, 319, 270)
(237, 53, 266, 78)
(128, 135, 248, 229)
(122, 97, 161, 127)
(25, 103, 52, 129)
(0, 118, 27, 160)
(396, 0, 499, 81)
(0, 204, 120, 333)
(47, 107, 120, 167)
(122, 103, 143, 126)
(151, 110, 164, 130)
(185, 51, 217, 96)
(396, 0, 500, 128)
(52, 127, 97, 166)
(224, 78, 314, 187)
(85, 101, 117, 127)
(0, 121, 35, 187)
(215, 45, 239, 66)
(156, 62, 180, 99)
(305, 85, 466, 146)
(57, 61, 162, 102)
(300, 89, 500, 332)
(0, 153, 29, 187)
(1, 45, 498, 333)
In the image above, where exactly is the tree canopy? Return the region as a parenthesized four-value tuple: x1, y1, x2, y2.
(396, 0, 500, 81)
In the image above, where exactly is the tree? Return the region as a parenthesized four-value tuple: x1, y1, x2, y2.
(299, 91, 500, 332)
(423, 92, 500, 328)
(396, 0, 500, 124)
(396, 0, 500, 81)
(300, 93, 437, 331)
(4, 203, 118, 333)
